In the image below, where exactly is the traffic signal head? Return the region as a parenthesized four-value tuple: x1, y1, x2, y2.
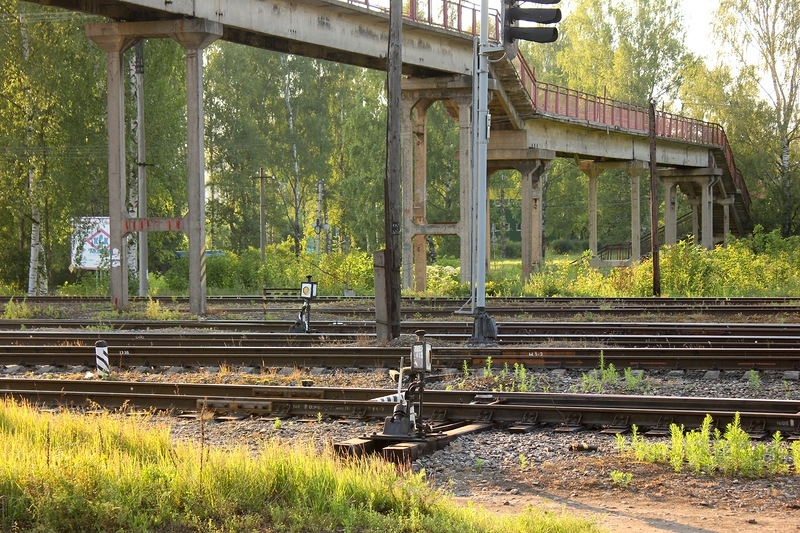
(503, 0, 561, 59)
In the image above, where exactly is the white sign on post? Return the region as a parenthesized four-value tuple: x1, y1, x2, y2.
(71, 217, 110, 271)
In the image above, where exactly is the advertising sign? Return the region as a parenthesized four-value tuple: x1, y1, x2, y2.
(71, 217, 110, 271)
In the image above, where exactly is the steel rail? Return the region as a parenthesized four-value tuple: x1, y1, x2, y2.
(1, 343, 799, 370)
(4, 316, 800, 335)
(2, 379, 797, 436)
(5, 295, 800, 308)
(3, 328, 800, 348)
(7, 321, 800, 340)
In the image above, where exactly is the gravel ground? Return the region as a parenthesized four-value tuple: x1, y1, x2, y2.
(4, 326, 800, 532)
(146, 362, 800, 533)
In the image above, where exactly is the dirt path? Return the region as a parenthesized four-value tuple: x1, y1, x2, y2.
(437, 455, 799, 532)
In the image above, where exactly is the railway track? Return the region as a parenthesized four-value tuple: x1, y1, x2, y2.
(2, 320, 800, 370)
(2, 295, 798, 464)
(2, 379, 798, 439)
(5, 295, 800, 319)
(2, 339, 800, 370)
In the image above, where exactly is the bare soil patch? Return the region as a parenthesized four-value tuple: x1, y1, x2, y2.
(436, 453, 799, 532)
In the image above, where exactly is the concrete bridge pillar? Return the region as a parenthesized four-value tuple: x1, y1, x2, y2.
(174, 27, 223, 316)
(521, 163, 546, 279)
(400, 77, 473, 292)
(687, 198, 701, 246)
(579, 161, 647, 267)
(663, 178, 681, 245)
(586, 167, 601, 263)
(717, 197, 735, 245)
(407, 98, 433, 293)
(85, 30, 139, 310)
(700, 175, 717, 250)
(630, 171, 642, 263)
(486, 130, 554, 281)
(659, 168, 723, 251)
(87, 20, 221, 314)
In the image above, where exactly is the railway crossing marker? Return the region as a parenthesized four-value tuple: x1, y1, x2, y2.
(94, 340, 110, 378)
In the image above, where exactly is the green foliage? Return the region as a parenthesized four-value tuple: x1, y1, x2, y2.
(619, 414, 800, 478)
(2, 297, 66, 319)
(151, 243, 374, 296)
(746, 370, 762, 390)
(609, 470, 633, 488)
(522, 234, 800, 298)
(144, 298, 182, 320)
(2, 297, 35, 319)
(581, 352, 618, 393)
(423, 264, 469, 296)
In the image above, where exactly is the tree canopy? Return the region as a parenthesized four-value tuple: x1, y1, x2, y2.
(0, 0, 794, 293)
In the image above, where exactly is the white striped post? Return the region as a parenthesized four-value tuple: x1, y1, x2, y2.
(94, 340, 110, 378)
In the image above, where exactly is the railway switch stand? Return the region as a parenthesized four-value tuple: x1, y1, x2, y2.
(380, 330, 433, 438)
(289, 275, 317, 333)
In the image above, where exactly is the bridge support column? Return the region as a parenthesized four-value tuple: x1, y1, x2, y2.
(86, 30, 139, 310)
(579, 161, 647, 267)
(659, 168, 723, 250)
(585, 167, 601, 264)
(87, 20, 222, 314)
(630, 171, 642, 262)
(486, 130, 554, 281)
(175, 28, 221, 316)
(717, 197, 735, 245)
(400, 78, 473, 292)
(687, 198, 700, 245)
(663, 178, 680, 245)
(700, 176, 717, 250)
(409, 99, 433, 293)
(521, 163, 545, 279)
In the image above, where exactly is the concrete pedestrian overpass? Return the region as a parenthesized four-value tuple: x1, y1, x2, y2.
(22, 0, 751, 311)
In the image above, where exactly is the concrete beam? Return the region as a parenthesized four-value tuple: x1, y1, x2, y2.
(79, 0, 477, 75)
(526, 120, 712, 167)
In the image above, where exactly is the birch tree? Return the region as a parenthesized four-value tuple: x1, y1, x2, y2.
(715, 0, 800, 235)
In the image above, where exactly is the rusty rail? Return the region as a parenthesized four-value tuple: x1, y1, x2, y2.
(2, 379, 798, 437)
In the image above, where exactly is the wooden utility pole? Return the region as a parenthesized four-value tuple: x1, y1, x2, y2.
(378, 0, 402, 341)
(649, 100, 661, 296)
(255, 167, 267, 262)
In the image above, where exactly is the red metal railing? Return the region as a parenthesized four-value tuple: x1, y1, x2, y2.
(337, 0, 749, 210)
(342, 0, 500, 40)
(513, 54, 749, 209)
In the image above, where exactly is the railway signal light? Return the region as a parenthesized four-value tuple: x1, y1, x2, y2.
(503, 0, 561, 59)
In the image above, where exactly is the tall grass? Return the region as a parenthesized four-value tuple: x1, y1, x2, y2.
(55, 229, 800, 299)
(0, 399, 601, 532)
(616, 414, 800, 478)
(524, 232, 800, 297)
